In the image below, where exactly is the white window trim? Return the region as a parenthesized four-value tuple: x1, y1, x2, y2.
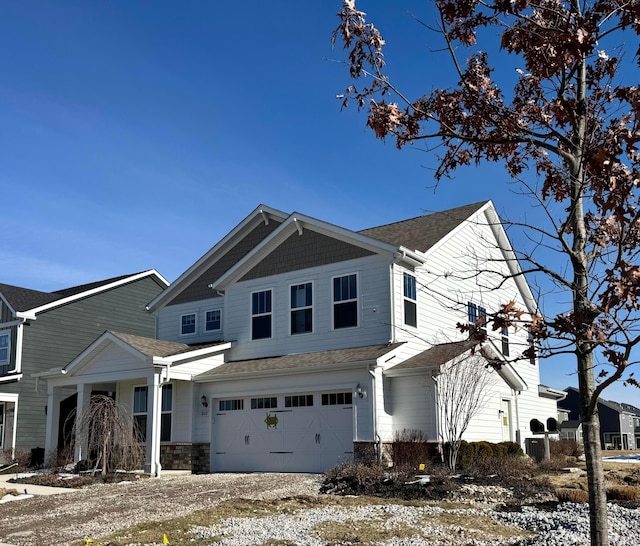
(160, 383, 173, 443)
(179, 313, 197, 337)
(132, 385, 148, 442)
(331, 272, 359, 330)
(204, 308, 222, 332)
(289, 281, 314, 336)
(402, 272, 417, 328)
(250, 288, 274, 341)
(0, 330, 10, 366)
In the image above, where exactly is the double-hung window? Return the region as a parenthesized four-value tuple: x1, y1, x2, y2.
(333, 273, 358, 329)
(160, 384, 172, 442)
(290, 282, 313, 335)
(133, 386, 148, 442)
(133, 384, 172, 442)
(0, 331, 9, 366)
(467, 302, 487, 335)
(205, 309, 222, 332)
(251, 290, 272, 340)
(501, 327, 510, 357)
(180, 313, 196, 336)
(403, 273, 417, 327)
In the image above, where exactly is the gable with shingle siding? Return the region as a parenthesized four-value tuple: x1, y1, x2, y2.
(168, 219, 282, 306)
(240, 230, 376, 282)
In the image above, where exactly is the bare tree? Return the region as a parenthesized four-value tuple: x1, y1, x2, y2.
(70, 395, 145, 476)
(433, 351, 495, 472)
(333, 2, 640, 545)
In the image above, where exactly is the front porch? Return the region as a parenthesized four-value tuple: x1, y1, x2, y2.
(37, 331, 230, 476)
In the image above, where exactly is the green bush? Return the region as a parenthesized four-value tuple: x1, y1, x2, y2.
(448, 440, 526, 474)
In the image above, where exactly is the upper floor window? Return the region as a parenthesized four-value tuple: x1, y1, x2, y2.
(467, 302, 487, 335)
(290, 282, 313, 335)
(333, 273, 358, 329)
(403, 273, 417, 328)
(501, 327, 509, 357)
(0, 332, 9, 365)
(205, 309, 222, 332)
(180, 313, 196, 336)
(251, 290, 272, 340)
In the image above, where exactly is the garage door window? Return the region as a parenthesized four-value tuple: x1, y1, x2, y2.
(322, 392, 353, 405)
(219, 399, 244, 411)
(285, 395, 313, 407)
(251, 397, 277, 409)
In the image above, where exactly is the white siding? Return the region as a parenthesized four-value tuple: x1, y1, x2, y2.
(223, 254, 392, 361)
(156, 296, 225, 344)
(389, 375, 438, 442)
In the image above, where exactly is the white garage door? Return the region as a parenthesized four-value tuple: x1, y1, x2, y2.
(211, 391, 354, 473)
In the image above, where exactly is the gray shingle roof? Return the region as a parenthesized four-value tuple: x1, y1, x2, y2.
(197, 343, 403, 379)
(359, 201, 489, 253)
(0, 273, 149, 313)
(388, 339, 477, 371)
(109, 331, 226, 358)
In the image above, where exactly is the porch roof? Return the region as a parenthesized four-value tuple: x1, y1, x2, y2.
(195, 342, 404, 381)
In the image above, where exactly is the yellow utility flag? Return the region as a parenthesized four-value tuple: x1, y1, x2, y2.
(162, 533, 170, 544)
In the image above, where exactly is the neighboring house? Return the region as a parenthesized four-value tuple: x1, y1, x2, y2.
(560, 386, 640, 450)
(40, 202, 561, 475)
(558, 420, 583, 443)
(0, 271, 168, 462)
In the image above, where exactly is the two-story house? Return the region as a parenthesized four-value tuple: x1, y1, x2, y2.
(0, 271, 168, 463)
(560, 387, 640, 450)
(40, 202, 560, 475)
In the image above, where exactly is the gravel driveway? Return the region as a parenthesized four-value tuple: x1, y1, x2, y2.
(0, 473, 323, 545)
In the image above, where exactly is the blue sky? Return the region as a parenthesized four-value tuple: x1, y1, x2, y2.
(0, 1, 637, 406)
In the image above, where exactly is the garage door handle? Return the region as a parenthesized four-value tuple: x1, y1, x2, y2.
(245, 435, 250, 445)
(315, 433, 320, 444)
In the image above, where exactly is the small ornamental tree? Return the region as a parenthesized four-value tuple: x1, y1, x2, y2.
(433, 352, 495, 472)
(70, 395, 145, 476)
(333, 2, 639, 545)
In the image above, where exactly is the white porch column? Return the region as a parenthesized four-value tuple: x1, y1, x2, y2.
(44, 386, 61, 456)
(144, 374, 162, 477)
(74, 384, 92, 462)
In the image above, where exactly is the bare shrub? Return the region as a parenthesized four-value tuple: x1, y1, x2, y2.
(550, 439, 583, 458)
(391, 429, 431, 471)
(44, 446, 74, 473)
(472, 454, 537, 479)
(556, 488, 589, 503)
(324, 462, 387, 487)
(1, 448, 31, 472)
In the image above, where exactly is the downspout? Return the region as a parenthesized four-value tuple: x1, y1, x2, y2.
(389, 262, 397, 343)
(368, 368, 381, 463)
(14, 319, 26, 374)
(514, 388, 522, 446)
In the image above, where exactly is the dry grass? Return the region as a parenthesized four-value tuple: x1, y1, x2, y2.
(0, 487, 18, 498)
(88, 495, 532, 546)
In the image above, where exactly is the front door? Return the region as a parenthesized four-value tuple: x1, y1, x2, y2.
(501, 399, 512, 442)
